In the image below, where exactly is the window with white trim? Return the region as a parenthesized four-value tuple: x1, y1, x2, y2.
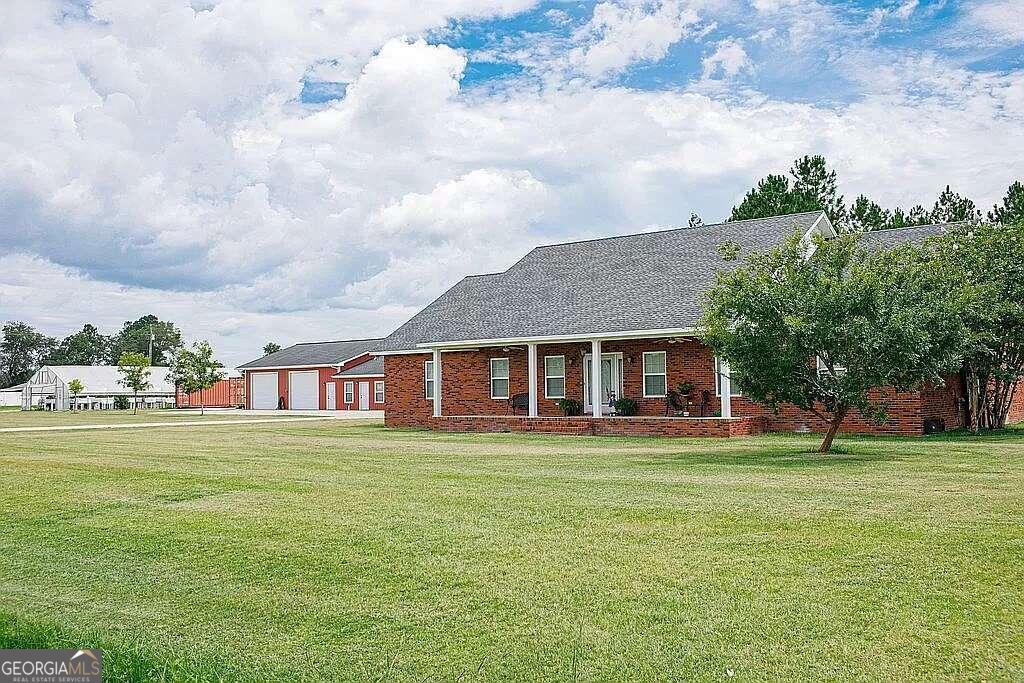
(490, 357, 510, 399)
(424, 361, 435, 400)
(374, 380, 385, 404)
(643, 351, 668, 397)
(544, 356, 565, 398)
(343, 381, 354, 404)
(715, 357, 743, 396)
(816, 356, 847, 378)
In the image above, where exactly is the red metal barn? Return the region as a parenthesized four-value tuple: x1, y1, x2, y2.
(238, 338, 384, 411)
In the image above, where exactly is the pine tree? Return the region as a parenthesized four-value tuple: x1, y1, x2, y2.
(988, 180, 1024, 225)
(730, 175, 802, 221)
(849, 195, 890, 232)
(931, 185, 981, 223)
(790, 155, 848, 228)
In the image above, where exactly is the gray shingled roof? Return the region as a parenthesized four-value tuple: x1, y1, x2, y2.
(334, 356, 384, 376)
(238, 338, 382, 369)
(856, 222, 955, 249)
(380, 212, 828, 351)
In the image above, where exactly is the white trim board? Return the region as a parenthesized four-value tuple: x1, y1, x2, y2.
(409, 328, 697, 351)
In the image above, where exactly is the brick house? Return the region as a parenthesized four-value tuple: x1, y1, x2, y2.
(238, 338, 383, 411)
(377, 211, 1001, 437)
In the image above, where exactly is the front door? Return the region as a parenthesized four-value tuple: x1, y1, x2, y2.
(358, 381, 370, 410)
(325, 382, 336, 410)
(583, 353, 623, 413)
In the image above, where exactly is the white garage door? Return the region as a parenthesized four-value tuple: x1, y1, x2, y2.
(250, 372, 278, 410)
(288, 370, 319, 410)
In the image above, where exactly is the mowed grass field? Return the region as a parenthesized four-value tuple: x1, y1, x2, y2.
(1, 419, 1022, 681)
(0, 408, 305, 428)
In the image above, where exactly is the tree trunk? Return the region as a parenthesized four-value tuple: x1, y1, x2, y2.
(201, 400, 205, 417)
(133, 391, 138, 415)
(818, 406, 848, 453)
(965, 365, 983, 433)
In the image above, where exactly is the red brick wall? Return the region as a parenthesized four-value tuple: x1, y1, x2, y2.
(384, 354, 434, 427)
(383, 338, 961, 437)
(920, 374, 965, 431)
(1008, 382, 1024, 425)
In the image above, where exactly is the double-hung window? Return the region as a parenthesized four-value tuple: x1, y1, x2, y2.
(374, 381, 385, 404)
(715, 357, 742, 396)
(343, 381, 354, 404)
(816, 356, 847, 378)
(643, 351, 668, 397)
(544, 356, 566, 398)
(490, 358, 510, 399)
(424, 361, 435, 400)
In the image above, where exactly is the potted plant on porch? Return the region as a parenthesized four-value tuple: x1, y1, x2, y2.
(665, 382, 695, 417)
(556, 398, 583, 416)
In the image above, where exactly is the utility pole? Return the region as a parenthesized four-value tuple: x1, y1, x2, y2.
(148, 324, 155, 364)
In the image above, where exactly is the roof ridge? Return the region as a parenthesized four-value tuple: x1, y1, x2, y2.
(862, 221, 962, 235)
(524, 210, 824, 253)
(290, 337, 383, 346)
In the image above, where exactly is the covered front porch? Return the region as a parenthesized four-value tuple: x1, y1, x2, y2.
(417, 333, 755, 437)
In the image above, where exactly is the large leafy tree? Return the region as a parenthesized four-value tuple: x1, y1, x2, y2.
(263, 342, 282, 356)
(50, 324, 110, 365)
(107, 315, 182, 366)
(700, 232, 968, 452)
(0, 321, 57, 387)
(116, 352, 152, 415)
(169, 341, 225, 415)
(930, 185, 981, 223)
(930, 220, 1024, 431)
(988, 180, 1024, 225)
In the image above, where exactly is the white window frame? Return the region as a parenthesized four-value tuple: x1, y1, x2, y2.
(424, 360, 434, 400)
(343, 381, 354, 404)
(490, 357, 510, 400)
(816, 356, 847, 378)
(374, 380, 385, 404)
(715, 356, 743, 397)
(642, 351, 668, 398)
(543, 355, 566, 399)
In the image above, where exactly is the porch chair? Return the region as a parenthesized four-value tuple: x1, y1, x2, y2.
(665, 388, 687, 416)
(508, 393, 530, 415)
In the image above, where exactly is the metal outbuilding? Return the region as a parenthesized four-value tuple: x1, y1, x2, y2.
(21, 365, 175, 411)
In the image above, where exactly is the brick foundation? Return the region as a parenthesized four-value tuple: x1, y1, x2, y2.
(430, 415, 766, 437)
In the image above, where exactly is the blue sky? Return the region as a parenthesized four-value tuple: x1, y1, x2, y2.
(1, 0, 1022, 366)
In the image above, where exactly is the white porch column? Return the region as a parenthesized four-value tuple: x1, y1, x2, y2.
(527, 343, 538, 417)
(590, 339, 603, 418)
(432, 348, 442, 418)
(720, 359, 732, 419)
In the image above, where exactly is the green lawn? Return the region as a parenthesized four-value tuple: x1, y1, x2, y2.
(0, 409, 302, 428)
(1, 422, 1021, 681)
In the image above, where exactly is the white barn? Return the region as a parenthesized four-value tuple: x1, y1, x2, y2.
(0, 383, 25, 407)
(21, 365, 175, 411)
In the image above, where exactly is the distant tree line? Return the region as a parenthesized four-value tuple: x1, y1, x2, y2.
(0, 315, 183, 388)
(728, 155, 1024, 232)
